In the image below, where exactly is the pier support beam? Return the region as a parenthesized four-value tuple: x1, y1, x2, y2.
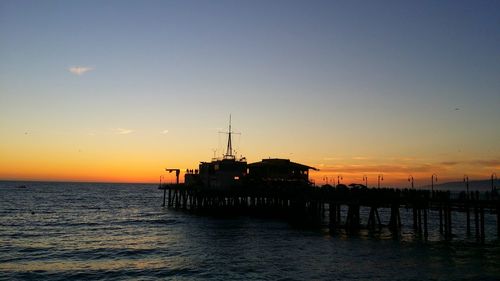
(168, 189, 172, 207)
(413, 207, 418, 230)
(367, 206, 381, 229)
(480, 207, 485, 243)
(448, 205, 453, 239)
(329, 203, 337, 230)
(466, 201, 471, 235)
(439, 205, 443, 234)
(423, 208, 428, 238)
(417, 208, 422, 234)
(497, 203, 500, 238)
(162, 187, 167, 207)
(475, 204, 480, 240)
(346, 204, 360, 230)
(389, 203, 401, 232)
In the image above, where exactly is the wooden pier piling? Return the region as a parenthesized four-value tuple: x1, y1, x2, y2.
(475, 203, 480, 240)
(329, 203, 337, 230)
(497, 203, 500, 237)
(423, 208, 428, 238)
(439, 205, 443, 234)
(480, 207, 485, 243)
(466, 201, 471, 235)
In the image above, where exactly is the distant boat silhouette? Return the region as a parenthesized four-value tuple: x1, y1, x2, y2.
(16, 185, 27, 188)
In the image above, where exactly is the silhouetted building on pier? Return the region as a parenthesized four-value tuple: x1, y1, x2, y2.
(185, 157, 247, 189)
(248, 158, 317, 183)
(183, 118, 317, 190)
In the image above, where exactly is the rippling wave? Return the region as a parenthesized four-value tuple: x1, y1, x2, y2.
(1, 181, 499, 280)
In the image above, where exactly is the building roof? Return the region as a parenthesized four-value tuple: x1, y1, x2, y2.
(248, 158, 319, 171)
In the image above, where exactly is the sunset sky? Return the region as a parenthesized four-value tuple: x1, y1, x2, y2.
(1, 0, 499, 186)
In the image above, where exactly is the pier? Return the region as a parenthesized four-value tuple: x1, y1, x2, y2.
(160, 184, 500, 243)
(159, 119, 499, 243)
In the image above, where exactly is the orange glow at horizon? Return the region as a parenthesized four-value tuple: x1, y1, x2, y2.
(2, 153, 498, 186)
(309, 161, 500, 187)
(1, 122, 498, 185)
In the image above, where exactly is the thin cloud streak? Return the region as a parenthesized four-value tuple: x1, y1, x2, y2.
(69, 66, 94, 75)
(470, 159, 500, 167)
(317, 164, 436, 174)
(112, 128, 134, 135)
(440, 161, 459, 166)
(352, 156, 369, 160)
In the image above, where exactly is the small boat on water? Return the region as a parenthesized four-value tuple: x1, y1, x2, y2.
(16, 185, 27, 188)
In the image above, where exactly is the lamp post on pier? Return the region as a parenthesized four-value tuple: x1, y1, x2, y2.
(463, 175, 469, 197)
(363, 175, 368, 188)
(378, 174, 383, 188)
(408, 175, 414, 189)
(337, 175, 343, 185)
(431, 174, 438, 192)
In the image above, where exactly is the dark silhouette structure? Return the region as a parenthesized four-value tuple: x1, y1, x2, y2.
(183, 117, 317, 190)
(248, 158, 317, 183)
(160, 118, 500, 243)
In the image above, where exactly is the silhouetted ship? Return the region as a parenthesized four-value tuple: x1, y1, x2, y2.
(181, 117, 318, 191)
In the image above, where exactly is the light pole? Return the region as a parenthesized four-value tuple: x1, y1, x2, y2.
(408, 175, 414, 189)
(363, 175, 368, 188)
(492, 173, 497, 192)
(378, 174, 383, 188)
(431, 174, 438, 192)
(337, 175, 343, 185)
(463, 175, 469, 197)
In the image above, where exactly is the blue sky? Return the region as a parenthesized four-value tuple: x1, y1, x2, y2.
(1, 0, 499, 183)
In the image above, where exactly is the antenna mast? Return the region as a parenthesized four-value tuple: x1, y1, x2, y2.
(224, 114, 234, 159)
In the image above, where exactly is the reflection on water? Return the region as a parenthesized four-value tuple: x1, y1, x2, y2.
(1, 181, 499, 280)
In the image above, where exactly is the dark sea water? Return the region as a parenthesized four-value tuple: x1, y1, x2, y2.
(1, 181, 499, 280)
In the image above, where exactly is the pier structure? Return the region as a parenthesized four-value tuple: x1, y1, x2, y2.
(160, 184, 500, 243)
(159, 118, 500, 242)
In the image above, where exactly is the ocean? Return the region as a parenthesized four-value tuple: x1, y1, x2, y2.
(1, 181, 499, 280)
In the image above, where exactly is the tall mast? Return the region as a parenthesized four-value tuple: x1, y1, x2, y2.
(224, 114, 233, 159)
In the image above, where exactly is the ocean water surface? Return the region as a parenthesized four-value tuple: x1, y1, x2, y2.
(1, 181, 499, 280)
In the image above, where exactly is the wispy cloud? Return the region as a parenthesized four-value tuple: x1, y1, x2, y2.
(323, 157, 343, 161)
(440, 161, 459, 166)
(112, 128, 134, 135)
(352, 156, 369, 160)
(469, 159, 500, 167)
(161, 129, 169, 134)
(68, 66, 94, 75)
(315, 163, 436, 174)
